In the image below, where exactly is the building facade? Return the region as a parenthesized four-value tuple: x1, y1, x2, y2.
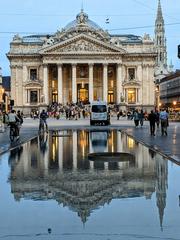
(160, 70, 180, 110)
(7, 10, 157, 113)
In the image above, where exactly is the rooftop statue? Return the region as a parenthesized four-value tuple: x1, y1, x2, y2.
(76, 9, 88, 24)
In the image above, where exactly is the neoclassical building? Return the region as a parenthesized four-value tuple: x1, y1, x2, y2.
(7, 9, 157, 113)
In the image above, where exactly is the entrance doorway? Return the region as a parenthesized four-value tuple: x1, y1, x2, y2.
(52, 90, 58, 103)
(77, 84, 89, 104)
(108, 90, 114, 104)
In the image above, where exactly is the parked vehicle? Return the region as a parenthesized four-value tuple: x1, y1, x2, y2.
(90, 101, 110, 126)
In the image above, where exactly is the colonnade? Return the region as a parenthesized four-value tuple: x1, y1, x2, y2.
(43, 63, 123, 104)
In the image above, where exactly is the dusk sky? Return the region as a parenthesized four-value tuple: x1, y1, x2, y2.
(0, 0, 180, 75)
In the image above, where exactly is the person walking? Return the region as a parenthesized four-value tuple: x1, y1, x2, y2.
(16, 110, 23, 137)
(159, 109, 169, 136)
(139, 109, 144, 127)
(155, 110, 160, 128)
(148, 110, 157, 136)
(133, 109, 139, 127)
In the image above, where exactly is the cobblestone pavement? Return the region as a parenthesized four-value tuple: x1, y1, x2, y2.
(0, 117, 180, 164)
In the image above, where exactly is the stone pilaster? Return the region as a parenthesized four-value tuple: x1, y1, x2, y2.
(23, 65, 28, 105)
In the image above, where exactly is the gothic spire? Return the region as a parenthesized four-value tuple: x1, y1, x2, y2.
(155, 0, 167, 68)
(156, 0, 164, 23)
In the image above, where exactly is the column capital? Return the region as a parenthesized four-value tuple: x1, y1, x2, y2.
(88, 63, 94, 67)
(72, 63, 77, 67)
(117, 63, 122, 67)
(103, 63, 108, 67)
(57, 63, 63, 68)
(42, 63, 48, 68)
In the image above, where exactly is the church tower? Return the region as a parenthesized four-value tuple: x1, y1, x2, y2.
(154, 0, 169, 109)
(155, 0, 167, 68)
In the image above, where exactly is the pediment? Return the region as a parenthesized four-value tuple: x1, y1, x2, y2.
(24, 81, 43, 89)
(39, 34, 126, 54)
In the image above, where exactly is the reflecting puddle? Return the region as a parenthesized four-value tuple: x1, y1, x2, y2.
(0, 130, 180, 239)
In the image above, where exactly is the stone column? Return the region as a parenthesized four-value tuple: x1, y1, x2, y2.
(23, 65, 28, 104)
(43, 64, 49, 105)
(72, 64, 77, 103)
(117, 131, 123, 152)
(103, 63, 108, 102)
(73, 131, 77, 170)
(58, 137, 63, 172)
(58, 64, 63, 104)
(89, 63, 94, 103)
(116, 63, 123, 104)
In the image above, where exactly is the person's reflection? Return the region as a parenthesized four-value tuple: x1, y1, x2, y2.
(39, 133, 48, 155)
(149, 149, 156, 158)
(8, 146, 23, 167)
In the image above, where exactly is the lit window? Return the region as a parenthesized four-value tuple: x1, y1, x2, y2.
(128, 88, 136, 103)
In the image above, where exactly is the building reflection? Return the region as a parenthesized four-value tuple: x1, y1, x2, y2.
(8, 130, 168, 227)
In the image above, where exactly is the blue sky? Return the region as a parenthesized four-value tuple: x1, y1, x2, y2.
(0, 0, 180, 75)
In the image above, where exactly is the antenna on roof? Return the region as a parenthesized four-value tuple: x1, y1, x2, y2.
(81, 0, 84, 12)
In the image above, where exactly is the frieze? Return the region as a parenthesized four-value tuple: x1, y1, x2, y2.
(10, 65, 23, 69)
(59, 40, 110, 52)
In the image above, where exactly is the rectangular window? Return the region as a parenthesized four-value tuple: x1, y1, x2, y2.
(128, 88, 136, 103)
(128, 68, 135, 81)
(30, 69, 37, 80)
(30, 91, 38, 103)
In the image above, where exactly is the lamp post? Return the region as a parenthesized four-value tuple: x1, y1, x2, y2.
(155, 86, 160, 110)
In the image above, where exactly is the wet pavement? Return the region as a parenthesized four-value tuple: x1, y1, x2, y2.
(0, 129, 180, 239)
(0, 118, 180, 163)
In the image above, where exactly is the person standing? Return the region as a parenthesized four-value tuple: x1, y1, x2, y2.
(8, 110, 20, 139)
(39, 109, 48, 133)
(133, 109, 139, 127)
(159, 109, 169, 136)
(148, 110, 157, 136)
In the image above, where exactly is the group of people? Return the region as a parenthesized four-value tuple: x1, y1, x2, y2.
(31, 103, 90, 121)
(0, 105, 170, 141)
(148, 109, 169, 136)
(1, 109, 48, 138)
(132, 108, 169, 136)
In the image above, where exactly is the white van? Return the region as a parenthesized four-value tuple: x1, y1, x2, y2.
(90, 101, 110, 126)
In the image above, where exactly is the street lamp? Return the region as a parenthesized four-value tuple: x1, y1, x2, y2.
(0, 87, 5, 109)
(173, 101, 177, 110)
